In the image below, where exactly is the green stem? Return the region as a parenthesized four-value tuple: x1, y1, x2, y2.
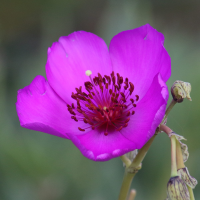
(160, 124, 178, 177)
(171, 135, 178, 177)
(118, 169, 136, 200)
(118, 133, 157, 200)
(162, 99, 177, 123)
(120, 155, 132, 168)
(130, 134, 156, 168)
(187, 186, 195, 200)
(176, 139, 185, 170)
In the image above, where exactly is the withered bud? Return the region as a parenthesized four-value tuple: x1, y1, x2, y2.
(178, 167, 198, 189)
(167, 176, 190, 200)
(168, 132, 189, 163)
(171, 80, 192, 103)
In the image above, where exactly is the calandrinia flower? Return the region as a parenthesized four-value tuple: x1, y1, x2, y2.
(16, 24, 171, 161)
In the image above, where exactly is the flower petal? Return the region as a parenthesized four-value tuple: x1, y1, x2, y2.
(46, 31, 113, 103)
(109, 24, 171, 99)
(120, 73, 169, 148)
(67, 129, 137, 161)
(16, 75, 81, 139)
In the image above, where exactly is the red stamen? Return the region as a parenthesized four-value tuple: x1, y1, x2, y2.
(135, 95, 139, 101)
(78, 127, 85, 131)
(68, 72, 139, 135)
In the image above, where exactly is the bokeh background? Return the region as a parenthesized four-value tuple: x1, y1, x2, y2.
(0, 0, 200, 199)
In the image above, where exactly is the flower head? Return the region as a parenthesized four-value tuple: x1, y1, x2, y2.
(16, 24, 171, 161)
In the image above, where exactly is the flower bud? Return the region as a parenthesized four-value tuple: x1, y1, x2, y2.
(171, 80, 192, 103)
(167, 176, 190, 200)
(178, 167, 198, 189)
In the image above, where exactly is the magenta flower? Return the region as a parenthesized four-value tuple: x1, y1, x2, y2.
(16, 24, 171, 161)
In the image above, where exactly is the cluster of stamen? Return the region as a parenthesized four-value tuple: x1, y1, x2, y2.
(67, 71, 139, 136)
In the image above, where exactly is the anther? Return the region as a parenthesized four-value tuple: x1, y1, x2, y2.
(83, 92, 88, 97)
(88, 94, 93, 99)
(129, 82, 134, 95)
(77, 108, 82, 113)
(83, 118, 88, 123)
(71, 116, 78, 122)
(116, 126, 123, 131)
(124, 123, 128, 127)
(120, 92, 125, 98)
(78, 127, 85, 131)
(126, 111, 130, 116)
(98, 73, 103, 82)
(125, 118, 130, 123)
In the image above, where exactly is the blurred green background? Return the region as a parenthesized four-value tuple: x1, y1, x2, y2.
(0, 0, 200, 199)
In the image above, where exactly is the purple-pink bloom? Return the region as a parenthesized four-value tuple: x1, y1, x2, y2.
(16, 24, 171, 161)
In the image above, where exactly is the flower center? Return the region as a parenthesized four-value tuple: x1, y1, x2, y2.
(67, 71, 139, 136)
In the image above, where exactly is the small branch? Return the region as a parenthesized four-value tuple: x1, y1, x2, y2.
(160, 124, 178, 177)
(130, 135, 156, 168)
(162, 99, 177, 123)
(160, 124, 172, 136)
(120, 155, 132, 168)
